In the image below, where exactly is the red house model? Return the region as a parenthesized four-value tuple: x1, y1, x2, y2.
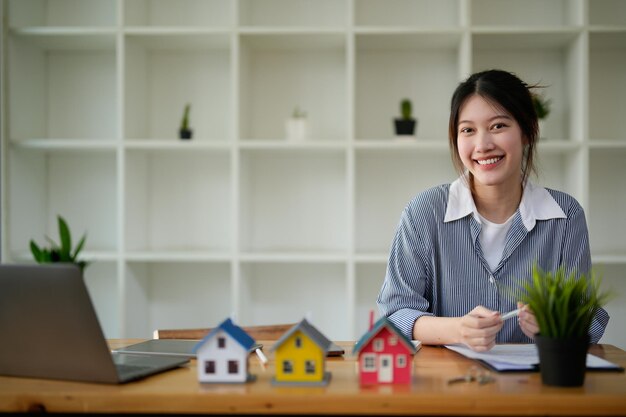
(353, 317, 417, 385)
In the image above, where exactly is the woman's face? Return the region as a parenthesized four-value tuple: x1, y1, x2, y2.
(456, 94, 525, 191)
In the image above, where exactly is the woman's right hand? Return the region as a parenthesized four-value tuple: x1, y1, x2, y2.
(458, 306, 504, 352)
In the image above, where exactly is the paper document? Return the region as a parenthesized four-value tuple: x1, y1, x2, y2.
(445, 344, 623, 372)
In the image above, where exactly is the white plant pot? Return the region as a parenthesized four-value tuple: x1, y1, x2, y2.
(286, 118, 309, 141)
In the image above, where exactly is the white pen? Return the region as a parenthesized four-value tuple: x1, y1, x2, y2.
(500, 307, 522, 321)
(255, 348, 268, 366)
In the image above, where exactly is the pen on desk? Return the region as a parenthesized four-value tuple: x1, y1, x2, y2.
(500, 308, 522, 321)
(255, 348, 268, 367)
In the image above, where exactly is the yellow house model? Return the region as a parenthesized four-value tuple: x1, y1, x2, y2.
(270, 319, 332, 386)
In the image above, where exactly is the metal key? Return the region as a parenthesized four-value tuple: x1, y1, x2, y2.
(447, 367, 477, 384)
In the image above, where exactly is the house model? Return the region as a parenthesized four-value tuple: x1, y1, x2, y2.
(193, 318, 256, 383)
(270, 318, 333, 386)
(353, 316, 417, 385)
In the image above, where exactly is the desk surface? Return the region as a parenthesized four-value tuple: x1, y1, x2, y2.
(1, 340, 626, 416)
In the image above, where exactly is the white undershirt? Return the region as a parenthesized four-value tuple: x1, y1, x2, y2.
(477, 212, 516, 272)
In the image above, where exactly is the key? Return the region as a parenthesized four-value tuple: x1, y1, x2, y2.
(447, 372, 475, 384)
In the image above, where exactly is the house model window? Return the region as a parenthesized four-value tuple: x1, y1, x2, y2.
(396, 355, 407, 368)
(373, 338, 384, 352)
(389, 336, 398, 346)
(305, 360, 316, 374)
(295, 336, 302, 348)
(228, 360, 239, 374)
(205, 361, 216, 374)
(218, 337, 226, 348)
(362, 354, 376, 372)
(282, 360, 294, 374)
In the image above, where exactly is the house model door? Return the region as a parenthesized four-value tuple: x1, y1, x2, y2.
(378, 354, 393, 383)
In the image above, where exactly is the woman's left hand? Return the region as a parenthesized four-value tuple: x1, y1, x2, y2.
(517, 301, 539, 339)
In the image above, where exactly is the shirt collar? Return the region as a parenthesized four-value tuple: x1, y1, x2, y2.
(444, 177, 566, 231)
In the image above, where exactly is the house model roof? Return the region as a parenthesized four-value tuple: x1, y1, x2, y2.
(270, 318, 333, 353)
(353, 316, 416, 354)
(192, 318, 256, 353)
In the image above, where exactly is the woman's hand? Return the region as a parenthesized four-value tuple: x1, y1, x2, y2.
(458, 306, 504, 352)
(517, 301, 539, 339)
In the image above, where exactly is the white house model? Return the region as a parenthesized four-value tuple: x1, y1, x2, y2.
(192, 318, 257, 383)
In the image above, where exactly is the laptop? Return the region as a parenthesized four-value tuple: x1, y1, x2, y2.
(0, 264, 189, 384)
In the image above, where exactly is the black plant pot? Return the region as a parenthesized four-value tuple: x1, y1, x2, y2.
(179, 128, 193, 140)
(535, 334, 590, 387)
(394, 119, 416, 136)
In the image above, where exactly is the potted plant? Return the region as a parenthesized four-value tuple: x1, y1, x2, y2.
(394, 98, 417, 137)
(30, 215, 89, 272)
(285, 106, 309, 141)
(531, 93, 551, 139)
(514, 265, 611, 387)
(179, 103, 193, 140)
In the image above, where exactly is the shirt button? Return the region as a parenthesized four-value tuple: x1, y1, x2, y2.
(489, 275, 495, 284)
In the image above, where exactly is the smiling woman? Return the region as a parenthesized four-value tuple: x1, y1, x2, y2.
(376, 69, 609, 353)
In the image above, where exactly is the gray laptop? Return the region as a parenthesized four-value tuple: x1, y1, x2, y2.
(0, 264, 189, 384)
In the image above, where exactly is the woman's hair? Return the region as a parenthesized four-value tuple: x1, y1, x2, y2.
(448, 69, 539, 186)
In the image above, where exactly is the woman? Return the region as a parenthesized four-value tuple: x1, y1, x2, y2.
(377, 69, 609, 352)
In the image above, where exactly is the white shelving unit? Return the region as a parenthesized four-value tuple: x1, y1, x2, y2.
(2, 0, 625, 346)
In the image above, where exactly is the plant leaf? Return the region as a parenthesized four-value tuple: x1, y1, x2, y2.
(58, 215, 72, 259)
(72, 234, 87, 260)
(30, 240, 43, 262)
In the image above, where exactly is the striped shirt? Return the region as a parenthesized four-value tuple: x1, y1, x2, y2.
(377, 178, 610, 344)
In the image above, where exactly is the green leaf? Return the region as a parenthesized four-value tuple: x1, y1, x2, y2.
(58, 215, 72, 259)
(30, 240, 43, 262)
(72, 234, 87, 260)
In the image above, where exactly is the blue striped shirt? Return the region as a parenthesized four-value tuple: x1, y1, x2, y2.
(377, 179, 610, 344)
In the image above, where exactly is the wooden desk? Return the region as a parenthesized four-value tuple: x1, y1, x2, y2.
(1, 341, 625, 416)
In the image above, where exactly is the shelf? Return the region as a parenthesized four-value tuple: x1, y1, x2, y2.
(7, 149, 118, 254)
(589, 31, 626, 141)
(239, 252, 348, 263)
(239, 33, 347, 141)
(471, 0, 582, 28)
(355, 263, 386, 337)
(125, 150, 232, 253)
(10, 139, 118, 150)
(353, 0, 460, 28)
(8, 0, 117, 27)
(589, 0, 626, 27)
(123, 0, 233, 28)
(239, 262, 349, 340)
(355, 151, 457, 254)
(238, 0, 347, 28)
(3, 0, 626, 347)
(589, 148, 626, 255)
(124, 251, 232, 263)
(355, 32, 461, 141)
(124, 261, 232, 338)
(8, 33, 117, 140)
(239, 151, 347, 252)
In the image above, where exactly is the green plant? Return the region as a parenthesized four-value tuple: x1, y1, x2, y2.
(30, 215, 88, 271)
(292, 106, 307, 119)
(400, 99, 412, 120)
(180, 103, 191, 130)
(532, 94, 551, 120)
(513, 264, 611, 339)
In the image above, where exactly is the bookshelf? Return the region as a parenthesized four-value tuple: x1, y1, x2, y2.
(2, 0, 625, 346)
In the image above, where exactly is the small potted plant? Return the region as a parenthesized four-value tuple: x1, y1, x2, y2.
(30, 215, 89, 272)
(179, 103, 193, 140)
(514, 264, 611, 387)
(531, 93, 551, 139)
(285, 106, 309, 141)
(394, 98, 417, 137)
